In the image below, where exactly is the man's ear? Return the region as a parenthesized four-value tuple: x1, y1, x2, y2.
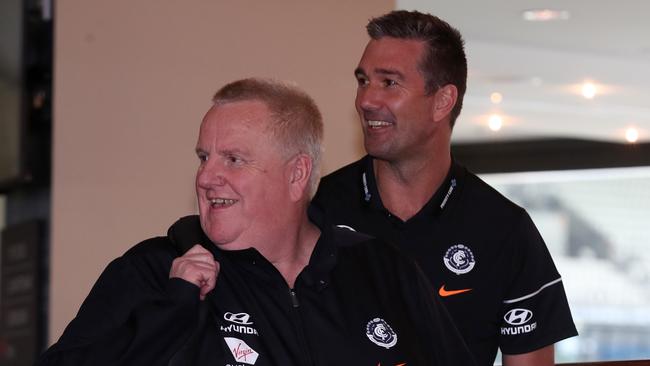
(432, 84, 458, 122)
(287, 153, 312, 202)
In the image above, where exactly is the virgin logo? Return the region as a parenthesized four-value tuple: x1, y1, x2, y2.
(234, 344, 254, 360)
(224, 337, 259, 365)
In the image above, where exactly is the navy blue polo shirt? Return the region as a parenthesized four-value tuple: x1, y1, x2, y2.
(313, 155, 578, 365)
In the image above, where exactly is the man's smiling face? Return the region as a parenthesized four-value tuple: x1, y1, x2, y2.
(195, 100, 292, 249)
(354, 37, 438, 161)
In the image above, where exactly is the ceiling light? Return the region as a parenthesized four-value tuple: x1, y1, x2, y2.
(488, 114, 503, 131)
(490, 92, 503, 104)
(625, 127, 639, 143)
(522, 9, 570, 22)
(581, 82, 597, 99)
(567, 81, 613, 99)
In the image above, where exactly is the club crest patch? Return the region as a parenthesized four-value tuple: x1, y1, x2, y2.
(443, 244, 476, 275)
(365, 318, 398, 349)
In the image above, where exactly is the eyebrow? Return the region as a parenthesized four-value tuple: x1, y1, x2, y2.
(195, 147, 248, 156)
(354, 67, 405, 81)
(218, 148, 246, 157)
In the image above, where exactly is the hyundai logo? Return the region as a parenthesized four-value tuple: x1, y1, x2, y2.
(504, 308, 533, 326)
(224, 312, 253, 325)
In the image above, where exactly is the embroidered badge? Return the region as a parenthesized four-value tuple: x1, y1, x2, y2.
(221, 311, 259, 336)
(443, 244, 476, 275)
(501, 308, 537, 336)
(224, 337, 260, 365)
(366, 318, 398, 349)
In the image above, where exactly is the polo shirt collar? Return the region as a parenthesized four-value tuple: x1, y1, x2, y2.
(359, 155, 466, 217)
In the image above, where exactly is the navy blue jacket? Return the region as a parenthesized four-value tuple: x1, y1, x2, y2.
(37, 214, 475, 365)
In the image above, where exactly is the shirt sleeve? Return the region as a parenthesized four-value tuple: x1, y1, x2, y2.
(498, 211, 578, 355)
(36, 256, 201, 365)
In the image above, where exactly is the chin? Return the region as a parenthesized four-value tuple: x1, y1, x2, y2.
(365, 139, 388, 155)
(204, 224, 248, 249)
(199, 220, 225, 244)
(364, 143, 379, 156)
(365, 148, 390, 161)
(205, 232, 232, 247)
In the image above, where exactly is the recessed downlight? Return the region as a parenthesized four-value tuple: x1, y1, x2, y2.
(490, 92, 503, 104)
(522, 9, 570, 22)
(625, 127, 639, 143)
(581, 82, 597, 99)
(488, 114, 503, 131)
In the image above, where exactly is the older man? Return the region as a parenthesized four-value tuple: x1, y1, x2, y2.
(313, 10, 578, 366)
(38, 78, 475, 365)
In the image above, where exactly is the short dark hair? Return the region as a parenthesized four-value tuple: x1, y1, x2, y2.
(212, 78, 324, 197)
(367, 10, 467, 128)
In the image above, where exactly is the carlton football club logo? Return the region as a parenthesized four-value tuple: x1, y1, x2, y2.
(443, 244, 476, 275)
(366, 318, 398, 349)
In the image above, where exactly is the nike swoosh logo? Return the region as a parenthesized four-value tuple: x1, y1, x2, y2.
(438, 285, 472, 297)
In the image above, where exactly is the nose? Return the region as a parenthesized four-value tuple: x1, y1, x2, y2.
(355, 84, 381, 113)
(196, 161, 226, 188)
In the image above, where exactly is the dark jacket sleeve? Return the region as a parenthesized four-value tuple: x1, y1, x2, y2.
(36, 252, 201, 366)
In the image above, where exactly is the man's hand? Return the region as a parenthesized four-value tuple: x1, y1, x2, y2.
(170, 244, 219, 300)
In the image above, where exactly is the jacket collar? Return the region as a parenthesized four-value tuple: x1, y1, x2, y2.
(167, 211, 336, 290)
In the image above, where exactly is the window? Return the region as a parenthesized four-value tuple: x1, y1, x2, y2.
(482, 166, 650, 361)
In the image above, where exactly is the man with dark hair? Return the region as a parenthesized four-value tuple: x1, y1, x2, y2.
(314, 10, 577, 366)
(37, 78, 475, 365)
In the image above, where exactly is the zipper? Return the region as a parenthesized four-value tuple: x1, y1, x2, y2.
(288, 287, 314, 365)
(289, 289, 300, 308)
